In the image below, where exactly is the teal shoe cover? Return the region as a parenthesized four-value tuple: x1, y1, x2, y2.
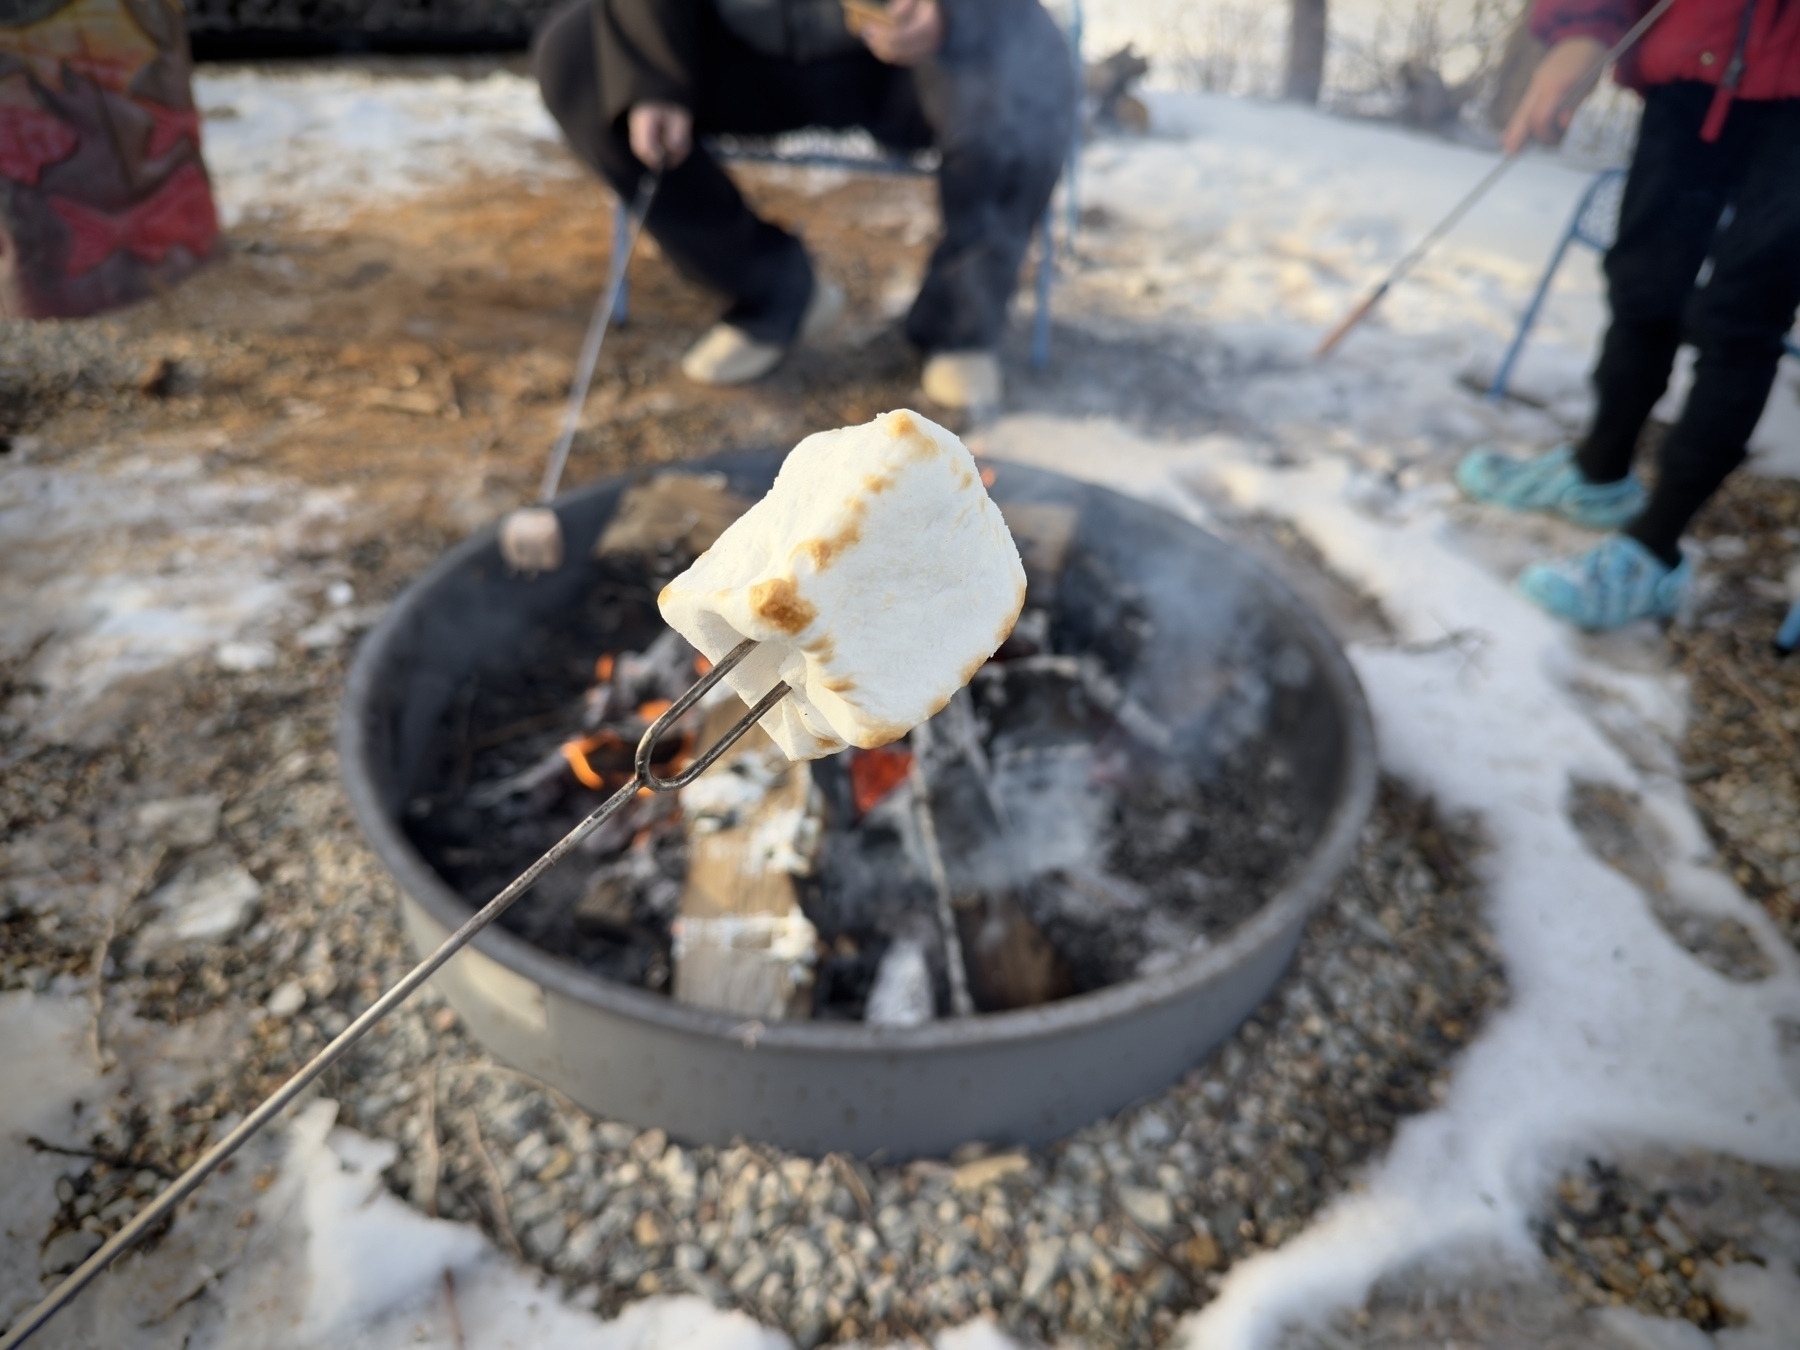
(1456, 444, 1646, 531)
(1517, 535, 1691, 630)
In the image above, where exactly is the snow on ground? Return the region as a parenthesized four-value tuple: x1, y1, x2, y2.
(0, 434, 356, 744)
(194, 68, 574, 229)
(12, 61, 1800, 1350)
(201, 1099, 791, 1350)
(0, 993, 104, 1333)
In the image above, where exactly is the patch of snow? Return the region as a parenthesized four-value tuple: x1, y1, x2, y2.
(0, 443, 353, 743)
(139, 861, 262, 948)
(194, 68, 574, 229)
(1595, 1306, 1715, 1350)
(131, 795, 223, 850)
(0, 992, 103, 1331)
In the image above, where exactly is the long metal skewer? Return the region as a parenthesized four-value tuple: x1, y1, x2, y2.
(906, 722, 976, 1019)
(537, 171, 659, 507)
(1313, 0, 1678, 359)
(0, 638, 784, 1350)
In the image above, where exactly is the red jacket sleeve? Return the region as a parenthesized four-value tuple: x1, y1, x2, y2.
(1530, 0, 1643, 48)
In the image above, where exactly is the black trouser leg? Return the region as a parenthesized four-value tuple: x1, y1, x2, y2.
(1576, 84, 1734, 485)
(905, 0, 1076, 353)
(1623, 95, 1800, 564)
(533, 0, 813, 344)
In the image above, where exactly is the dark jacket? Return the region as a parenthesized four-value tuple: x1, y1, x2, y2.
(714, 0, 864, 61)
(592, 0, 998, 126)
(1531, 0, 1800, 137)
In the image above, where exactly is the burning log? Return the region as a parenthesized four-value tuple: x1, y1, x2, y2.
(955, 888, 1073, 1012)
(908, 703, 1073, 1014)
(593, 472, 751, 578)
(997, 501, 1078, 604)
(671, 699, 823, 1020)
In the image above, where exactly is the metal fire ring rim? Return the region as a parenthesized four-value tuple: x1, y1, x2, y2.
(339, 456, 1376, 1054)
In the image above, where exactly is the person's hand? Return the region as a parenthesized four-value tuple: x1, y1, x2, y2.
(628, 101, 692, 170)
(855, 0, 944, 67)
(1503, 36, 1606, 154)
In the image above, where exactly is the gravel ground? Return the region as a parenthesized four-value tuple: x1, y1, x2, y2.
(1287, 1147, 1800, 1348)
(3, 619, 1504, 1345)
(1669, 471, 1800, 961)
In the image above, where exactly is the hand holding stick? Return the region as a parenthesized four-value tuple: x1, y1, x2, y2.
(1313, 0, 1677, 360)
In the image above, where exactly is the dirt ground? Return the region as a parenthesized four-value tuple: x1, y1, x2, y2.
(4, 145, 1799, 1347)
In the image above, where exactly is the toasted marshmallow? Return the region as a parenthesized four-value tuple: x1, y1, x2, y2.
(659, 410, 1026, 760)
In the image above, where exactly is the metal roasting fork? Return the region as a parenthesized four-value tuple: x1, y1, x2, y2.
(0, 639, 786, 1350)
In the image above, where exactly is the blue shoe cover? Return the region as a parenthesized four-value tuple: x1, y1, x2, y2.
(1456, 444, 1646, 531)
(1518, 535, 1691, 630)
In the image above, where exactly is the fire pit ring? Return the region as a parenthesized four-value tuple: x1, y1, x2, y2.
(340, 451, 1375, 1158)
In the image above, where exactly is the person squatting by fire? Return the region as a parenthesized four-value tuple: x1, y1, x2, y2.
(1458, 0, 1800, 630)
(531, 0, 1075, 410)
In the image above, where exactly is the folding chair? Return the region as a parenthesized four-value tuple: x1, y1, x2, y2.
(609, 0, 1084, 372)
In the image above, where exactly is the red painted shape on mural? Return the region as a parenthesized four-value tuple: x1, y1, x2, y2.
(141, 100, 200, 158)
(0, 107, 80, 186)
(50, 161, 217, 277)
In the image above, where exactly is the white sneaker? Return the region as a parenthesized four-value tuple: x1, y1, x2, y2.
(921, 350, 1002, 410)
(680, 278, 844, 386)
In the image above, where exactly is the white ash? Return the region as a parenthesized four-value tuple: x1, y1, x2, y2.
(863, 938, 934, 1028)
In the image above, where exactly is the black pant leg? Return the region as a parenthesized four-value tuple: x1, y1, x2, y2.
(904, 0, 1076, 353)
(1626, 97, 1800, 563)
(1576, 83, 1735, 484)
(534, 0, 816, 343)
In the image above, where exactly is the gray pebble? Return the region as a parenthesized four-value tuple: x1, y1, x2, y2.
(40, 1229, 103, 1275)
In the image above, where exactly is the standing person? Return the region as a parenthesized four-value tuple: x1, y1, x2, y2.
(534, 0, 1076, 409)
(1457, 0, 1800, 629)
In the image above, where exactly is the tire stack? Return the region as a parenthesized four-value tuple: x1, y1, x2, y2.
(1, 0, 219, 319)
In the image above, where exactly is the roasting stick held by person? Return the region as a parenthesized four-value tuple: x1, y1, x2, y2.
(1458, 0, 1800, 631)
(534, 0, 1076, 410)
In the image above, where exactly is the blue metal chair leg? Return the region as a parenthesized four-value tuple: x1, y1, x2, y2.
(1488, 226, 1576, 403)
(1777, 597, 1800, 656)
(612, 197, 631, 324)
(1063, 0, 1083, 259)
(1032, 206, 1055, 371)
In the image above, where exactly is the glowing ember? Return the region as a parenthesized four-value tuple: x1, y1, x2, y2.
(850, 746, 913, 816)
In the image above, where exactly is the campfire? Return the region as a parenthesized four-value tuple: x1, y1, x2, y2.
(408, 469, 1308, 1029)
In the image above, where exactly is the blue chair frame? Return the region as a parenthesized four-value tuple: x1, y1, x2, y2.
(1488, 167, 1800, 403)
(609, 0, 1083, 372)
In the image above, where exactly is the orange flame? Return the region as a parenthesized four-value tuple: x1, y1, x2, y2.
(562, 729, 625, 789)
(694, 654, 713, 675)
(637, 699, 673, 722)
(595, 653, 615, 682)
(979, 466, 997, 488)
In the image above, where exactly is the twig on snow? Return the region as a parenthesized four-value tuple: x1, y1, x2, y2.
(461, 1110, 522, 1261)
